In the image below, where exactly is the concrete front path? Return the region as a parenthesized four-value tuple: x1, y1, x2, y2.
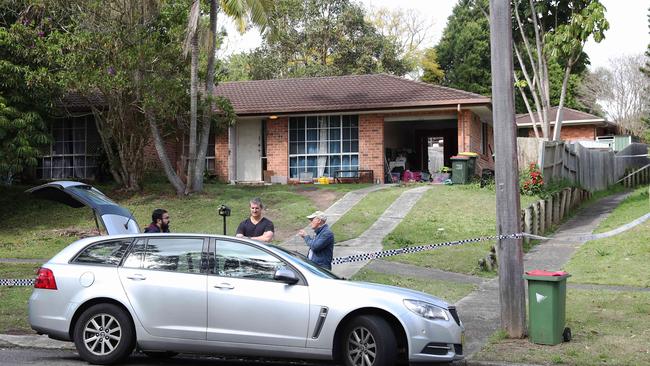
(332, 185, 432, 278)
(455, 191, 630, 359)
(281, 185, 432, 278)
(280, 184, 389, 253)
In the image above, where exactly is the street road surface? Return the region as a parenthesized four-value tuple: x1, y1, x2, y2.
(0, 347, 338, 366)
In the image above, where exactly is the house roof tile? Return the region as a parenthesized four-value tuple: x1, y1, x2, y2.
(214, 74, 490, 116)
(515, 106, 610, 125)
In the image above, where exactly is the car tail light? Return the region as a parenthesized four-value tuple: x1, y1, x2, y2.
(34, 268, 57, 290)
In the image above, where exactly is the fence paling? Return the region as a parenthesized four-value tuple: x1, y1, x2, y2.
(517, 139, 649, 191)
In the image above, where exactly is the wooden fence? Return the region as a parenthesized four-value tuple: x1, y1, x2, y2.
(517, 139, 649, 192)
(520, 187, 591, 245)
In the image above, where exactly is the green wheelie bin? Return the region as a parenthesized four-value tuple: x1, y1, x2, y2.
(450, 155, 470, 184)
(458, 152, 479, 178)
(523, 270, 572, 345)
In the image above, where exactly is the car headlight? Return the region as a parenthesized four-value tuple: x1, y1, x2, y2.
(403, 299, 449, 321)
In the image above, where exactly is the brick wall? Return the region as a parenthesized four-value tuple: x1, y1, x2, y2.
(214, 130, 229, 181)
(359, 114, 384, 182)
(560, 125, 596, 141)
(456, 110, 494, 175)
(525, 125, 597, 141)
(142, 136, 181, 173)
(266, 117, 289, 178)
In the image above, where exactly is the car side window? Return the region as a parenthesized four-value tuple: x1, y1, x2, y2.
(72, 239, 131, 266)
(122, 239, 146, 269)
(214, 240, 284, 280)
(142, 238, 204, 274)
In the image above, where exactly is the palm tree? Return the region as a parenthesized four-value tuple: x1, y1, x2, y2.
(185, 0, 274, 194)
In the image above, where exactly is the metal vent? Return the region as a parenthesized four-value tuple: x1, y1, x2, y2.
(311, 307, 329, 339)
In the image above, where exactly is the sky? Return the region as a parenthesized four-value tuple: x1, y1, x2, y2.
(219, 0, 649, 71)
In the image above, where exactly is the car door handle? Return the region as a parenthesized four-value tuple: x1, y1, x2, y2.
(213, 283, 234, 289)
(126, 274, 146, 281)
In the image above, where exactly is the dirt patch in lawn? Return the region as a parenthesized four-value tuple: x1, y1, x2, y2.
(293, 186, 343, 211)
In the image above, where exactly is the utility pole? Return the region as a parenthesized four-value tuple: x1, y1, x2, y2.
(489, 0, 526, 337)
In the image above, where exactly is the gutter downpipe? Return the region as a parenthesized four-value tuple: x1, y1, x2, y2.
(458, 103, 465, 151)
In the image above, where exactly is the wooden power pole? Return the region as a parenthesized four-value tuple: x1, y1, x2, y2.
(489, 0, 526, 337)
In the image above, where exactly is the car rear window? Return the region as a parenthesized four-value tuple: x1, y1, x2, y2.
(72, 239, 132, 266)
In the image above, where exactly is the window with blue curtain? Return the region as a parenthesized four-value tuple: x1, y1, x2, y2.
(288, 115, 359, 179)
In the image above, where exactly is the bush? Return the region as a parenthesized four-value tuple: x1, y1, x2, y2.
(519, 163, 544, 196)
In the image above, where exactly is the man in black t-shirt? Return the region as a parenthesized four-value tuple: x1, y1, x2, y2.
(235, 197, 274, 242)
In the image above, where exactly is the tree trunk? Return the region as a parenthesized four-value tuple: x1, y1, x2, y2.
(193, 0, 220, 191)
(147, 112, 186, 195)
(185, 29, 199, 195)
(552, 64, 572, 141)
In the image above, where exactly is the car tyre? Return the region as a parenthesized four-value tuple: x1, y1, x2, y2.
(73, 303, 135, 365)
(341, 315, 397, 366)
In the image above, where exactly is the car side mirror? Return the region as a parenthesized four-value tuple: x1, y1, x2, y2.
(274, 269, 299, 285)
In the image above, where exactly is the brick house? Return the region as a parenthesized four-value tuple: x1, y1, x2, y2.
(212, 74, 494, 183)
(516, 106, 618, 141)
(36, 74, 494, 183)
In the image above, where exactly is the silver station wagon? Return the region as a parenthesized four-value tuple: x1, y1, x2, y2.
(27, 182, 464, 366)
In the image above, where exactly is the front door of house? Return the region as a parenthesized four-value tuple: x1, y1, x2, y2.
(236, 119, 262, 181)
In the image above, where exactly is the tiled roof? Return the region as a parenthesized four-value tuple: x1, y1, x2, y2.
(515, 106, 609, 125)
(214, 74, 490, 116)
(56, 92, 106, 112)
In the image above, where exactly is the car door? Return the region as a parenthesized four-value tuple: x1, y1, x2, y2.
(26, 181, 140, 234)
(119, 237, 208, 340)
(207, 239, 310, 347)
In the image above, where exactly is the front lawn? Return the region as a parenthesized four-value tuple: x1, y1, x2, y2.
(475, 289, 650, 366)
(0, 183, 363, 259)
(330, 186, 406, 242)
(381, 185, 539, 276)
(0, 263, 40, 334)
(351, 269, 476, 304)
(564, 186, 650, 287)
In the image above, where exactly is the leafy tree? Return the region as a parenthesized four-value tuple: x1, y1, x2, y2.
(367, 6, 433, 79)
(223, 0, 410, 80)
(435, 0, 492, 96)
(513, 0, 609, 140)
(57, 0, 191, 192)
(420, 47, 444, 84)
(0, 3, 60, 184)
(178, 0, 272, 194)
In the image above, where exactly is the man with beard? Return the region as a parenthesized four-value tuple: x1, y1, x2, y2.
(144, 208, 171, 233)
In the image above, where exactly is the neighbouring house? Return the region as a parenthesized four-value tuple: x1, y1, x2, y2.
(36, 74, 495, 183)
(212, 74, 494, 183)
(36, 93, 104, 180)
(516, 106, 618, 142)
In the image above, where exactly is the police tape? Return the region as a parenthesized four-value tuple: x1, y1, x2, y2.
(2, 212, 648, 285)
(331, 233, 526, 265)
(0, 278, 35, 287)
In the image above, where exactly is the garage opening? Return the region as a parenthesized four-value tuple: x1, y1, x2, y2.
(384, 119, 458, 181)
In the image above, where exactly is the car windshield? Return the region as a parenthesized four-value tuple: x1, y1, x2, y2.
(269, 244, 341, 280)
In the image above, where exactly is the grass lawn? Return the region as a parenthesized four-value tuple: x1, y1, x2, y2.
(475, 289, 650, 366)
(564, 186, 650, 287)
(351, 269, 476, 304)
(381, 185, 539, 276)
(330, 186, 407, 242)
(0, 263, 41, 334)
(0, 182, 364, 259)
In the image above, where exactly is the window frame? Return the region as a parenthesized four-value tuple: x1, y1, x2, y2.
(208, 238, 307, 285)
(121, 236, 209, 275)
(288, 115, 360, 179)
(38, 114, 101, 180)
(70, 238, 134, 267)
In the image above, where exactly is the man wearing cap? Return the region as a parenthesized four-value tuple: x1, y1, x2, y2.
(298, 211, 335, 270)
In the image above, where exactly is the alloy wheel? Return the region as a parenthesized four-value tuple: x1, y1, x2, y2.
(81, 313, 122, 356)
(346, 325, 377, 366)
